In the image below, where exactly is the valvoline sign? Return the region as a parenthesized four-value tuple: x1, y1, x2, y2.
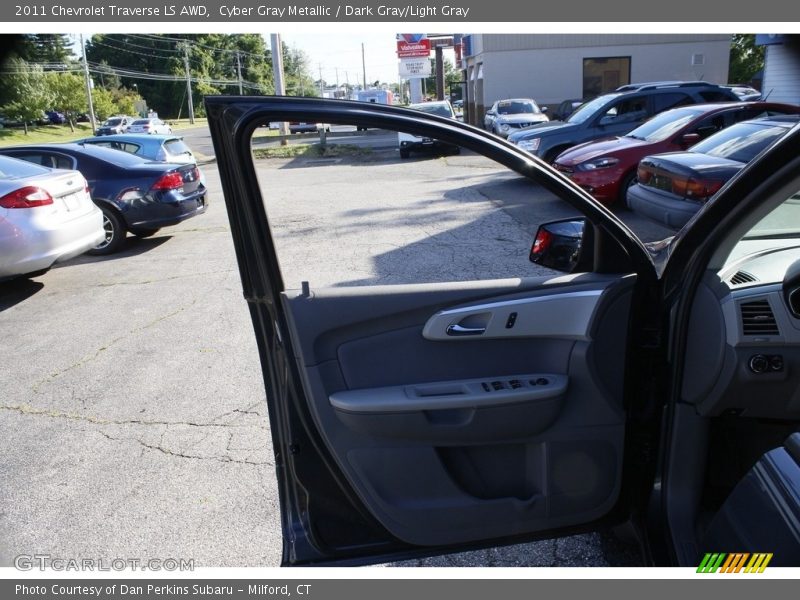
(397, 33, 430, 58)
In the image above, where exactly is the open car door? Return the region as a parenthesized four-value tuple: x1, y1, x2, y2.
(205, 96, 663, 566)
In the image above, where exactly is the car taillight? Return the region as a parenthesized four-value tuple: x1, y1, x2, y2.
(530, 228, 553, 257)
(637, 165, 653, 185)
(672, 177, 724, 202)
(151, 171, 184, 191)
(0, 186, 54, 209)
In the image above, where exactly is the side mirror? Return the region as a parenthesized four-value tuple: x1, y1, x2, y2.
(486, 110, 496, 116)
(529, 218, 587, 273)
(541, 106, 548, 113)
(598, 115, 615, 127)
(680, 132, 701, 148)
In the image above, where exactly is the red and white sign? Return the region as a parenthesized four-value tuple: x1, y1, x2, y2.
(397, 38, 430, 58)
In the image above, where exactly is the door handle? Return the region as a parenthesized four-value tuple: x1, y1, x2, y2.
(446, 323, 486, 336)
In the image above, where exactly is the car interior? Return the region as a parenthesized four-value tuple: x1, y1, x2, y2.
(665, 184, 800, 565)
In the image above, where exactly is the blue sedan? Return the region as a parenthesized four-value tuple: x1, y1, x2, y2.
(0, 144, 207, 254)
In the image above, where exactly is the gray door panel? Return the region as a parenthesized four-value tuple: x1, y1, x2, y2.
(281, 273, 634, 546)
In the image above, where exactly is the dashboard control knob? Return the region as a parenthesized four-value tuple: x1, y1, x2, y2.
(749, 354, 770, 373)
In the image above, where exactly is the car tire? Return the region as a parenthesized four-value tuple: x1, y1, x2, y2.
(618, 171, 637, 205)
(129, 227, 161, 239)
(544, 146, 569, 164)
(399, 148, 410, 159)
(88, 206, 126, 255)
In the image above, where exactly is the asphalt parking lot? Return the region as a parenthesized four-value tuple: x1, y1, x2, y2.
(0, 137, 661, 568)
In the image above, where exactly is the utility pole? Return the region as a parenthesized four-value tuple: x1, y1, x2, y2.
(270, 33, 290, 144)
(236, 52, 243, 94)
(361, 43, 367, 90)
(318, 62, 324, 96)
(79, 34, 96, 134)
(180, 43, 195, 124)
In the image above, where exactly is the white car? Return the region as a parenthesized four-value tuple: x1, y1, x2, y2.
(0, 155, 104, 280)
(127, 118, 172, 135)
(398, 100, 460, 159)
(484, 98, 549, 138)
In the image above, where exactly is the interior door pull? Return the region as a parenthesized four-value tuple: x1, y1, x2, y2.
(446, 323, 486, 336)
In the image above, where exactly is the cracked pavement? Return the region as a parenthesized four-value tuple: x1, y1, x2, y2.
(0, 148, 645, 568)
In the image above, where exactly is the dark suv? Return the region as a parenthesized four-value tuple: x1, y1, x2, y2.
(508, 82, 739, 162)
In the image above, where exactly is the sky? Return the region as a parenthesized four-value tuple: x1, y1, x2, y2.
(279, 32, 401, 86)
(277, 32, 456, 87)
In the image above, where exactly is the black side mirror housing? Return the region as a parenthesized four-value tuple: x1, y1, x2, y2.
(529, 218, 588, 273)
(541, 106, 548, 113)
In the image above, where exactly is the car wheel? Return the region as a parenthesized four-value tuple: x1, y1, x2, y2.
(88, 206, 126, 255)
(399, 148, 410, 159)
(618, 171, 637, 205)
(544, 147, 568, 164)
(129, 227, 161, 239)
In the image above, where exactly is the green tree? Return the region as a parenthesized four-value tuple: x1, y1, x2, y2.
(111, 89, 143, 116)
(15, 34, 74, 63)
(729, 34, 765, 85)
(424, 58, 461, 100)
(0, 59, 53, 134)
(48, 72, 86, 132)
(91, 87, 117, 121)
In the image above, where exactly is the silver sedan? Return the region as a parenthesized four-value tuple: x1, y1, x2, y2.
(0, 155, 104, 280)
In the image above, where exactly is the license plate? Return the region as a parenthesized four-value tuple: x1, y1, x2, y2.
(60, 192, 79, 211)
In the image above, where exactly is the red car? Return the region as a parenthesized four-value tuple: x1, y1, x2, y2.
(552, 102, 800, 205)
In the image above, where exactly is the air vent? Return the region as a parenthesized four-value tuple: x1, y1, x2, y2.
(729, 270, 758, 286)
(740, 300, 779, 336)
(692, 53, 706, 66)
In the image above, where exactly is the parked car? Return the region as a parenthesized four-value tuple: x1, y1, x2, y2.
(483, 98, 549, 138)
(0, 144, 206, 255)
(551, 98, 584, 121)
(0, 154, 103, 280)
(74, 133, 207, 187)
(206, 95, 800, 566)
(508, 81, 740, 162)
(45, 110, 67, 125)
(553, 102, 800, 205)
(95, 115, 137, 136)
(127, 118, 172, 135)
(723, 84, 762, 101)
(289, 122, 329, 134)
(398, 100, 460, 159)
(627, 115, 800, 228)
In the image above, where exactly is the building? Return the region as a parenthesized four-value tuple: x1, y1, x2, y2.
(461, 34, 731, 126)
(758, 35, 800, 104)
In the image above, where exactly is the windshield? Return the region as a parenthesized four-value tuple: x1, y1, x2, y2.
(627, 107, 707, 142)
(566, 94, 620, 124)
(164, 139, 192, 156)
(132, 119, 150, 126)
(496, 101, 539, 115)
(104, 118, 122, 126)
(0, 155, 51, 178)
(410, 103, 453, 118)
(691, 122, 789, 164)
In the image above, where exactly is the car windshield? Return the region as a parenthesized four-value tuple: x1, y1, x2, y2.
(104, 118, 122, 126)
(496, 101, 538, 115)
(566, 94, 620, 124)
(626, 107, 707, 142)
(164, 139, 192, 156)
(132, 120, 150, 125)
(0, 155, 51, 178)
(691, 122, 789, 164)
(410, 103, 453, 118)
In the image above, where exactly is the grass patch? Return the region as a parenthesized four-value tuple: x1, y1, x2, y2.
(0, 123, 95, 146)
(170, 118, 208, 131)
(252, 143, 372, 159)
